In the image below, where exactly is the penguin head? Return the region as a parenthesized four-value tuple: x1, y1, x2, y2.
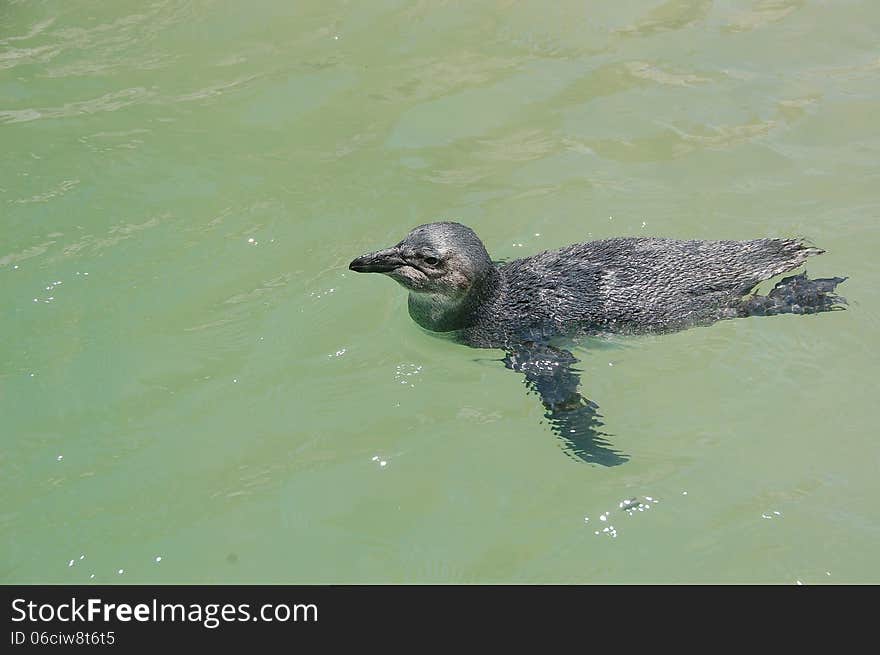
(349, 221, 493, 299)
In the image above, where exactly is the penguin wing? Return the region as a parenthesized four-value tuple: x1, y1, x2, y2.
(502, 342, 628, 466)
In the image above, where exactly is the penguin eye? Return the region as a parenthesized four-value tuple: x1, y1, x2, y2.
(423, 256, 440, 266)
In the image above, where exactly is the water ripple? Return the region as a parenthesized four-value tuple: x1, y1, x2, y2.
(0, 87, 156, 124)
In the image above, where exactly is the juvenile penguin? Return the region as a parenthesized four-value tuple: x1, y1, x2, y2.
(349, 222, 847, 465)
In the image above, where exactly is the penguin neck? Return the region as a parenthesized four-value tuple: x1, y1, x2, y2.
(407, 266, 501, 333)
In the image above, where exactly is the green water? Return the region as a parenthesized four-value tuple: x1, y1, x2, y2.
(2, 0, 879, 584)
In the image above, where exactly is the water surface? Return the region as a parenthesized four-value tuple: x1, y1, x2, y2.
(2, 0, 879, 583)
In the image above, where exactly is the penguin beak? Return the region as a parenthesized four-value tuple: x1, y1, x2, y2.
(349, 247, 404, 273)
